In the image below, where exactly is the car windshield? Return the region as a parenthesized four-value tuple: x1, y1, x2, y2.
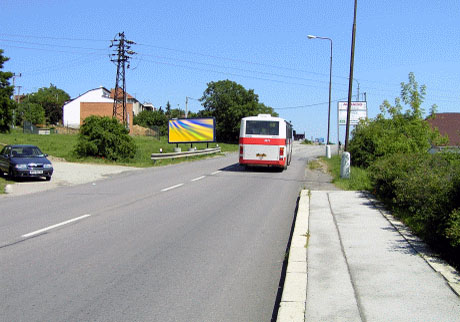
(12, 146, 44, 157)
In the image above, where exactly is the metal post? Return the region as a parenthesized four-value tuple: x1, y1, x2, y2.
(307, 35, 333, 148)
(327, 39, 332, 145)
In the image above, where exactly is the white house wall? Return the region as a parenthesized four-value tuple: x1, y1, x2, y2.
(63, 100, 81, 128)
(63, 87, 113, 128)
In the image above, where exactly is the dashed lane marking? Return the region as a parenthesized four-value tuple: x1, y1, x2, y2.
(22, 214, 91, 238)
(191, 176, 206, 182)
(161, 183, 184, 192)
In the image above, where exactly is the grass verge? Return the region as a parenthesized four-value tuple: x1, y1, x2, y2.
(321, 154, 372, 191)
(0, 129, 238, 167)
(0, 176, 13, 194)
(0, 130, 238, 192)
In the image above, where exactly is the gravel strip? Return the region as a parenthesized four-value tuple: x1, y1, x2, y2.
(3, 161, 140, 197)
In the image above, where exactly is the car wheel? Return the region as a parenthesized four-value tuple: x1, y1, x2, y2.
(45, 176, 52, 181)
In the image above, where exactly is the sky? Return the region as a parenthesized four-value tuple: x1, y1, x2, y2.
(1, 0, 459, 143)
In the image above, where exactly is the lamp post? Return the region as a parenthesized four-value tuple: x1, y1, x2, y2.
(308, 35, 332, 153)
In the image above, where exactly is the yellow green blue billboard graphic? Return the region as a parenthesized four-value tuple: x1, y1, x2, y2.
(168, 118, 216, 143)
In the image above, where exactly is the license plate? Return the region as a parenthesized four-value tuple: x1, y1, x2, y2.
(30, 170, 43, 175)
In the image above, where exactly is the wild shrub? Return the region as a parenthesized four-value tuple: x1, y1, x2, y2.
(349, 117, 441, 168)
(75, 116, 136, 161)
(370, 152, 460, 265)
(349, 73, 446, 168)
(133, 110, 168, 136)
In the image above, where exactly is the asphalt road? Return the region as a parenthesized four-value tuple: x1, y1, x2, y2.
(0, 143, 325, 322)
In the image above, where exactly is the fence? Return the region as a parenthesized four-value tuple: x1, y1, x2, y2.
(23, 121, 54, 135)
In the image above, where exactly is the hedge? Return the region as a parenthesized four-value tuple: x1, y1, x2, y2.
(369, 152, 460, 265)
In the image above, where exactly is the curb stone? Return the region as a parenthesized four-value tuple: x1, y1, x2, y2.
(277, 190, 309, 322)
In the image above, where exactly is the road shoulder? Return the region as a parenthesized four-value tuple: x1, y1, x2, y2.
(3, 161, 140, 197)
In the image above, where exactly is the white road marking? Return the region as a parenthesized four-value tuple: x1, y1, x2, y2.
(191, 176, 206, 182)
(22, 214, 91, 238)
(161, 183, 184, 192)
(211, 171, 222, 175)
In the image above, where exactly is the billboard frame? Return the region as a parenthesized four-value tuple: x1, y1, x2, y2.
(168, 117, 216, 144)
(338, 101, 367, 126)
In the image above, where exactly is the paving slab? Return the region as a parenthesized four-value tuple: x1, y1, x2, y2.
(305, 190, 460, 322)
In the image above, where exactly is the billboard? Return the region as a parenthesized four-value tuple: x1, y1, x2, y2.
(168, 118, 216, 143)
(338, 101, 367, 126)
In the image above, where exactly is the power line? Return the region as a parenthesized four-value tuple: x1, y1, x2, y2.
(130, 57, 338, 90)
(0, 38, 107, 52)
(2, 33, 460, 102)
(137, 42, 329, 77)
(0, 33, 109, 42)
(131, 53, 348, 88)
(273, 97, 350, 110)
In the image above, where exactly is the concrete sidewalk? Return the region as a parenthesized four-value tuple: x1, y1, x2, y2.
(278, 190, 460, 322)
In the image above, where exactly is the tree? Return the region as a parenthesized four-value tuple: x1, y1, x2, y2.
(400, 72, 425, 119)
(165, 101, 171, 118)
(133, 110, 168, 135)
(27, 84, 70, 125)
(170, 108, 185, 119)
(0, 49, 15, 133)
(348, 73, 447, 168)
(199, 80, 277, 142)
(16, 102, 45, 125)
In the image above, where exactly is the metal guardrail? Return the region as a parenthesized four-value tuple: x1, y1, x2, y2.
(151, 147, 221, 161)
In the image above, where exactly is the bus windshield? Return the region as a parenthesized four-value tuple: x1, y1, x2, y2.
(245, 121, 279, 136)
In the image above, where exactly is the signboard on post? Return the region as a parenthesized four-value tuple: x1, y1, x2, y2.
(338, 101, 367, 126)
(168, 117, 216, 144)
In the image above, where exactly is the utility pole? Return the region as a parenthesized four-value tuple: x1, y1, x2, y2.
(344, 0, 357, 152)
(185, 97, 189, 118)
(16, 86, 22, 103)
(110, 32, 136, 128)
(185, 97, 199, 118)
(11, 73, 22, 101)
(357, 81, 360, 101)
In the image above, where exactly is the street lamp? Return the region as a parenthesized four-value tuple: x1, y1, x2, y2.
(308, 35, 333, 151)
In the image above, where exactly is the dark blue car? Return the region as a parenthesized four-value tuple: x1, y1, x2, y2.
(0, 144, 53, 181)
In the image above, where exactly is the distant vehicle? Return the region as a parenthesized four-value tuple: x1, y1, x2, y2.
(0, 144, 53, 181)
(239, 114, 293, 170)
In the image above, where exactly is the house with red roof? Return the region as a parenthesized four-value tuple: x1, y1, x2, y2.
(62, 86, 144, 132)
(426, 113, 460, 152)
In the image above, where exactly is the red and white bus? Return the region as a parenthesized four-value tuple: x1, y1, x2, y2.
(239, 114, 293, 170)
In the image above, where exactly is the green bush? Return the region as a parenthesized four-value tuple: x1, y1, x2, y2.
(446, 209, 460, 248)
(349, 73, 447, 168)
(133, 110, 168, 136)
(369, 152, 460, 264)
(349, 117, 441, 168)
(75, 116, 136, 161)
